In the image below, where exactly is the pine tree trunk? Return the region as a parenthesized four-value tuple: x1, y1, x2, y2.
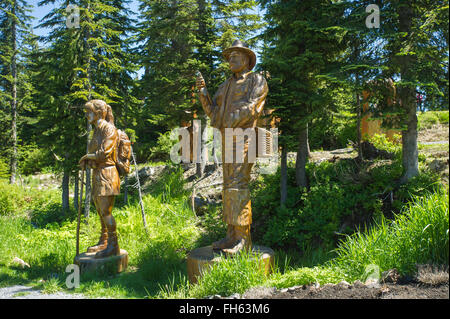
(84, 9, 92, 219)
(62, 154, 70, 214)
(398, 4, 419, 184)
(9, 1, 17, 184)
(356, 91, 363, 160)
(280, 145, 287, 207)
(74, 170, 79, 212)
(196, 0, 213, 176)
(200, 116, 209, 176)
(295, 124, 309, 188)
(400, 90, 419, 184)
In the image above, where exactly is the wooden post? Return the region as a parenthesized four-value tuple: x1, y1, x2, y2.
(76, 169, 85, 257)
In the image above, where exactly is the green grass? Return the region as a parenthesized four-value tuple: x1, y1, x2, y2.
(0, 171, 350, 298)
(190, 250, 269, 298)
(39, 277, 63, 294)
(267, 266, 349, 288)
(418, 142, 449, 152)
(0, 161, 448, 298)
(418, 110, 449, 129)
(331, 188, 449, 279)
(12, 291, 31, 297)
(0, 169, 202, 298)
(159, 250, 269, 299)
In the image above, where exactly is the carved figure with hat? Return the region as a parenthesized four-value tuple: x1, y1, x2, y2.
(196, 40, 268, 254)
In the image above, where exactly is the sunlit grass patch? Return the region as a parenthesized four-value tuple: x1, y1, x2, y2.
(331, 189, 449, 278)
(267, 266, 349, 288)
(188, 250, 269, 298)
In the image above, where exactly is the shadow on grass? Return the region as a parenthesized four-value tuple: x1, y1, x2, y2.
(30, 202, 78, 229)
(0, 268, 30, 287)
(0, 241, 191, 298)
(76, 240, 190, 298)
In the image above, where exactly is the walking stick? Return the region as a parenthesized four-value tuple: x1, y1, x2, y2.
(76, 168, 85, 257)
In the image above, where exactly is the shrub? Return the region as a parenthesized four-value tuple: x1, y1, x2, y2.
(309, 111, 357, 150)
(251, 155, 441, 252)
(18, 144, 54, 176)
(0, 167, 201, 297)
(0, 157, 9, 179)
(435, 111, 449, 124)
(0, 181, 25, 215)
(367, 133, 402, 155)
(0, 180, 62, 224)
(148, 131, 177, 162)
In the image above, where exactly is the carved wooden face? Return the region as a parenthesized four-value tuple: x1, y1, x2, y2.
(84, 105, 101, 125)
(228, 51, 249, 74)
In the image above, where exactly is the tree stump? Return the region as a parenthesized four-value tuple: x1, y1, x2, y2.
(74, 249, 128, 275)
(186, 245, 274, 284)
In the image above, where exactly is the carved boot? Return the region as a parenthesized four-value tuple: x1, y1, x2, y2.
(212, 224, 235, 250)
(87, 230, 108, 253)
(95, 231, 120, 258)
(223, 225, 251, 255)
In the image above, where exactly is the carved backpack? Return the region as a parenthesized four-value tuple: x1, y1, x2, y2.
(115, 129, 132, 176)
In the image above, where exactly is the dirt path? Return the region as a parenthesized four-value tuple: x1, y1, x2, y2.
(0, 285, 85, 299)
(266, 282, 449, 299)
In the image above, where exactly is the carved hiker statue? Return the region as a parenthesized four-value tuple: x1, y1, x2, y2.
(196, 40, 268, 254)
(79, 99, 131, 259)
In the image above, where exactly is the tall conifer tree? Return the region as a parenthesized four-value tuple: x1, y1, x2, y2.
(34, 0, 137, 212)
(260, 0, 346, 193)
(0, 0, 33, 184)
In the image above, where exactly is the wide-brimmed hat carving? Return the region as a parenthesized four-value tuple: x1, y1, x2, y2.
(223, 40, 256, 71)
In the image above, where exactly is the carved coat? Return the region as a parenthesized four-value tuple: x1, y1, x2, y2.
(200, 71, 268, 226)
(202, 71, 268, 130)
(88, 119, 120, 197)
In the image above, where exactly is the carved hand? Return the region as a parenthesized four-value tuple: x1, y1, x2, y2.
(79, 156, 87, 169)
(79, 154, 96, 169)
(196, 72, 206, 91)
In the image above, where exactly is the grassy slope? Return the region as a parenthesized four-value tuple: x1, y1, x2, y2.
(0, 112, 448, 298)
(2, 191, 447, 299)
(2, 171, 447, 298)
(0, 168, 202, 298)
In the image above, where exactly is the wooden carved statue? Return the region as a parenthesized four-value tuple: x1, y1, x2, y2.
(79, 99, 123, 258)
(196, 40, 268, 254)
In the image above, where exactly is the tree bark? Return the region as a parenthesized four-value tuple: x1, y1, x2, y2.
(295, 123, 310, 188)
(74, 170, 79, 212)
(83, 1, 92, 219)
(62, 154, 70, 214)
(280, 145, 287, 207)
(400, 90, 419, 184)
(398, 4, 419, 184)
(356, 91, 363, 160)
(200, 116, 209, 176)
(9, 1, 17, 184)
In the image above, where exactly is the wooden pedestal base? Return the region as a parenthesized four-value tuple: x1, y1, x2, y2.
(74, 249, 128, 274)
(186, 245, 274, 284)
